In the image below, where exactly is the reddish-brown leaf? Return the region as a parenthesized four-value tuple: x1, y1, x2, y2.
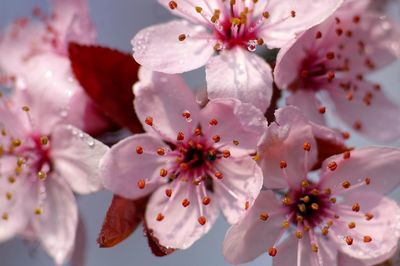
(143, 219, 176, 257)
(97, 195, 148, 248)
(68, 43, 143, 133)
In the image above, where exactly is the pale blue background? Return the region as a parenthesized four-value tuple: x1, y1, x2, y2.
(0, 1, 399, 266)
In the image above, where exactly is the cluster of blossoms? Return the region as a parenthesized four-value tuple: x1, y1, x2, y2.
(1, 0, 400, 265)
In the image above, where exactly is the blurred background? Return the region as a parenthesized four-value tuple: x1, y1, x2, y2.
(1, 1, 399, 265)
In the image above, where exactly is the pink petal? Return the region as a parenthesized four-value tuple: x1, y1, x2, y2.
(206, 48, 274, 112)
(199, 98, 267, 153)
(259, 0, 343, 48)
(145, 184, 220, 249)
(134, 68, 201, 140)
(158, 0, 220, 24)
(101, 134, 167, 199)
(223, 191, 286, 265)
(331, 192, 400, 265)
(32, 176, 78, 265)
(320, 147, 400, 195)
(132, 20, 214, 74)
(286, 90, 326, 126)
(213, 156, 263, 224)
(273, 234, 338, 266)
(50, 125, 109, 195)
(328, 80, 400, 141)
(258, 106, 318, 189)
(0, 157, 37, 241)
(337, 253, 366, 266)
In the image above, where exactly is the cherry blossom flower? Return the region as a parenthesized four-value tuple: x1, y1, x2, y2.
(223, 107, 400, 265)
(274, 7, 400, 141)
(0, 84, 108, 264)
(0, 0, 110, 135)
(100, 68, 266, 249)
(131, 0, 343, 112)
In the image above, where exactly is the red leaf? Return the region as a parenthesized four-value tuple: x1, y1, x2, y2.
(97, 195, 148, 248)
(143, 219, 176, 257)
(68, 43, 143, 133)
(313, 137, 350, 170)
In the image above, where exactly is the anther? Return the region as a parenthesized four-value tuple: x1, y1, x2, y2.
(182, 198, 190, 207)
(165, 189, 172, 197)
(290, 10, 296, 17)
(22, 106, 30, 112)
(328, 162, 337, 171)
(324, 188, 332, 195)
(345, 236, 353, 245)
(348, 222, 356, 229)
(282, 220, 290, 229)
(353, 15, 360, 24)
(330, 197, 337, 203)
(136, 146, 143, 154)
(311, 189, 319, 195)
(342, 132, 350, 139)
(303, 225, 311, 232)
(315, 31, 322, 39)
(232, 140, 239, 145)
(327, 71, 335, 82)
(212, 135, 221, 143)
(202, 197, 210, 205)
(336, 28, 343, 36)
(194, 128, 202, 136)
(282, 197, 292, 205)
(209, 119, 218, 126)
(343, 151, 351, 159)
(245, 201, 250, 210)
(178, 34, 187, 41)
(363, 236, 372, 243)
(303, 142, 311, 151)
(295, 231, 303, 239)
(137, 179, 145, 189)
(5, 192, 12, 200)
(38, 171, 47, 181)
(311, 244, 318, 252)
(2, 213, 9, 220)
(215, 171, 223, 179)
(40, 136, 49, 145)
(279, 160, 287, 169)
(302, 196, 310, 203)
(326, 52, 335, 60)
(268, 247, 277, 257)
(145, 116, 153, 126)
(160, 168, 168, 177)
(177, 132, 185, 141)
(168, 1, 177, 10)
(195, 6, 202, 13)
(156, 213, 164, 221)
(352, 203, 360, 212)
(365, 212, 374, 221)
(34, 208, 43, 215)
(319, 106, 326, 114)
(8, 176, 16, 184)
(12, 139, 22, 147)
(259, 212, 269, 221)
(322, 227, 329, 235)
(311, 203, 319, 210)
(262, 12, 270, 19)
(198, 216, 206, 225)
(342, 181, 351, 189)
(365, 177, 371, 185)
(298, 204, 306, 212)
(157, 148, 165, 156)
(222, 150, 231, 158)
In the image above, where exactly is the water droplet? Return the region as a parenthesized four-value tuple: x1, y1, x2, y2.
(247, 40, 257, 52)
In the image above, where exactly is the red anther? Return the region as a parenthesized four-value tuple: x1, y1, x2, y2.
(346, 92, 353, 101)
(145, 116, 153, 126)
(160, 168, 168, 177)
(365, 212, 374, 220)
(232, 140, 239, 145)
(335, 17, 341, 24)
(346, 30, 353, 38)
(363, 236, 372, 243)
(202, 197, 211, 205)
(342, 181, 351, 189)
(319, 106, 326, 114)
(223, 150, 231, 158)
(353, 122, 362, 131)
(326, 52, 335, 60)
(157, 148, 165, 156)
(165, 189, 172, 197)
(259, 212, 269, 221)
(352, 203, 360, 212)
(268, 247, 277, 257)
(315, 31, 322, 39)
(290, 10, 296, 17)
(348, 222, 356, 229)
(180, 163, 189, 170)
(374, 84, 381, 91)
(209, 118, 218, 126)
(342, 131, 350, 139)
(353, 15, 360, 23)
(156, 213, 165, 221)
(245, 201, 250, 210)
(300, 70, 309, 79)
(345, 236, 353, 245)
(178, 34, 187, 41)
(136, 145, 143, 154)
(177, 132, 185, 141)
(215, 171, 223, 179)
(182, 110, 191, 119)
(327, 71, 335, 82)
(182, 198, 190, 207)
(137, 179, 145, 189)
(280, 160, 287, 169)
(343, 151, 351, 159)
(194, 128, 202, 136)
(168, 1, 178, 9)
(198, 216, 206, 225)
(336, 28, 343, 36)
(212, 135, 221, 143)
(328, 162, 337, 171)
(303, 142, 311, 151)
(365, 177, 371, 185)
(356, 74, 364, 81)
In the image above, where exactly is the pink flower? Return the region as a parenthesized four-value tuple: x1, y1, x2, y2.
(100, 68, 266, 249)
(0, 0, 110, 135)
(274, 8, 400, 141)
(0, 87, 108, 264)
(223, 106, 400, 265)
(131, 0, 343, 111)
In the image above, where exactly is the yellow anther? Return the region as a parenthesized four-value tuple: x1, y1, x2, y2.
(38, 171, 47, 181)
(40, 136, 49, 145)
(34, 208, 43, 215)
